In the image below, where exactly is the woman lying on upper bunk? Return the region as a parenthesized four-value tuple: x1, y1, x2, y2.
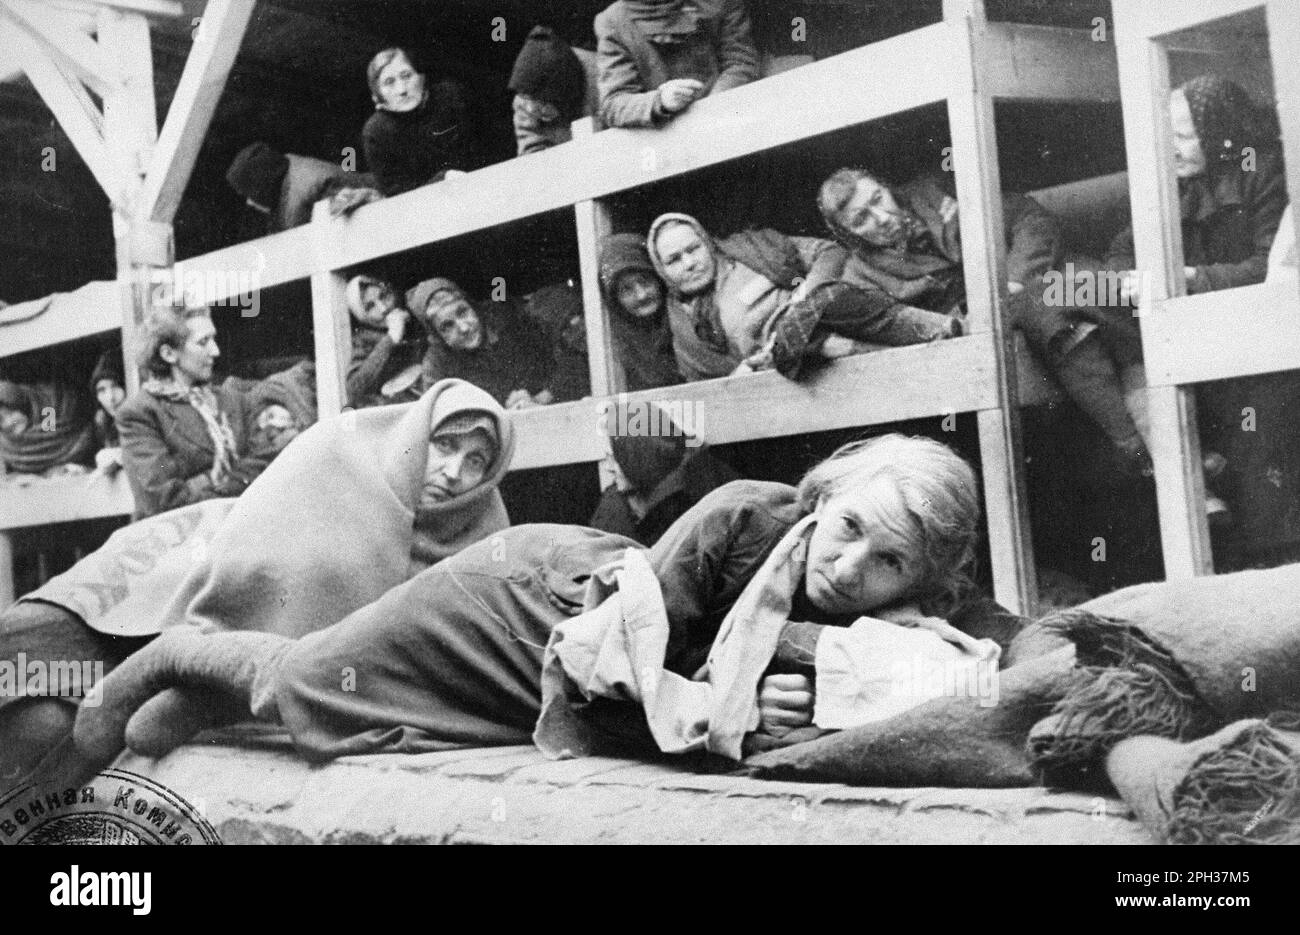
(0, 379, 95, 480)
(76, 433, 1024, 766)
(646, 213, 957, 382)
(362, 48, 478, 197)
(0, 379, 515, 795)
(345, 274, 427, 408)
(816, 166, 1151, 479)
(1106, 74, 1297, 564)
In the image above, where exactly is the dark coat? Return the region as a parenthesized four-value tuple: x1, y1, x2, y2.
(347, 325, 426, 408)
(362, 80, 475, 196)
(116, 380, 262, 520)
(589, 444, 740, 546)
(1105, 151, 1289, 293)
(277, 154, 376, 230)
(420, 303, 555, 405)
(595, 0, 760, 128)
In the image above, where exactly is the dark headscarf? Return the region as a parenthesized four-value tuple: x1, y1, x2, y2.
(599, 234, 680, 391)
(90, 349, 124, 399)
(509, 25, 586, 118)
(1178, 75, 1278, 173)
(226, 142, 290, 210)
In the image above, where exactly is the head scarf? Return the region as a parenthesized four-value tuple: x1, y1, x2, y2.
(153, 379, 515, 640)
(345, 274, 394, 327)
(509, 25, 586, 118)
(226, 142, 289, 210)
(608, 400, 686, 492)
(406, 276, 466, 321)
(647, 212, 729, 353)
(89, 349, 124, 399)
(1177, 75, 1278, 173)
(0, 379, 94, 474)
(431, 408, 500, 467)
(600, 233, 660, 316)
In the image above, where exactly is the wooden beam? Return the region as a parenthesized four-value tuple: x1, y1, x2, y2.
(0, 281, 122, 358)
(1125, 0, 1266, 41)
(573, 118, 620, 401)
(981, 23, 1119, 102)
(1113, 8, 1214, 578)
(0, 0, 120, 95)
(98, 7, 156, 185)
(139, 0, 256, 223)
(0, 472, 133, 529)
(310, 201, 350, 420)
(8, 25, 123, 201)
(1268, 0, 1300, 309)
(946, 1, 1036, 616)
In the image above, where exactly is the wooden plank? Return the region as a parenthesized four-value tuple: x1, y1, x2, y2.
(1144, 283, 1300, 386)
(0, 281, 122, 358)
(1269, 0, 1300, 308)
(1117, 0, 1266, 40)
(177, 226, 313, 301)
(508, 336, 1003, 470)
(0, 0, 120, 95)
(139, 0, 256, 223)
(98, 7, 156, 185)
(10, 26, 123, 200)
(947, 4, 1037, 616)
(0, 472, 133, 529)
(0, 532, 11, 609)
(981, 23, 1119, 102)
(1114, 16, 1213, 578)
(309, 201, 349, 419)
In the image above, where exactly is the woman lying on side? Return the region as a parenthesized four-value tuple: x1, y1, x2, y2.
(79, 434, 1025, 764)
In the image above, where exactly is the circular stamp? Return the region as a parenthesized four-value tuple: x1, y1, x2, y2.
(0, 768, 221, 845)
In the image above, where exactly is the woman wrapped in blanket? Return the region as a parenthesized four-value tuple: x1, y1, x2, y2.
(77, 434, 1025, 765)
(0, 379, 514, 794)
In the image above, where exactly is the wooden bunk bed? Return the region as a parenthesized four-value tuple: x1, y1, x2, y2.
(2, 0, 1298, 617)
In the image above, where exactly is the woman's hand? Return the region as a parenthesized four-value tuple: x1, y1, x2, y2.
(757, 673, 814, 736)
(385, 308, 410, 343)
(657, 79, 704, 115)
(505, 389, 537, 410)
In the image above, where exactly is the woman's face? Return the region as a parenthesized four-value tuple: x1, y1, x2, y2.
(95, 379, 125, 415)
(0, 406, 28, 436)
(429, 293, 484, 351)
(420, 430, 494, 507)
(803, 476, 925, 615)
(839, 177, 907, 247)
(358, 283, 399, 327)
(615, 271, 664, 319)
(162, 316, 220, 386)
(375, 53, 426, 112)
(1170, 91, 1208, 179)
(654, 224, 716, 296)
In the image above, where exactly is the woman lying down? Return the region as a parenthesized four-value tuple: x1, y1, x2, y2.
(74, 434, 1025, 766)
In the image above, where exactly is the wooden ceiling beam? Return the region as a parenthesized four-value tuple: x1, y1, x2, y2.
(0, 0, 121, 95)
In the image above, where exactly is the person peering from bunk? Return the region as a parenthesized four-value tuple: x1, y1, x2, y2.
(0, 379, 516, 794)
(647, 212, 957, 382)
(599, 233, 682, 391)
(1106, 74, 1298, 561)
(818, 167, 1152, 478)
(345, 274, 426, 408)
(75, 433, 1026, 765)
(116, 306, 271, 520)
(0, 379, 95, 480)
(523, 281, 592, 402)
(89, 349, 126, 476)
(588, 398, 739, 545)
(362, 48, 477, 197)
(247, 359, 319, 454)
(509, 24, 599, 156)
(409, 276, 559, 410)
(225, 141, 382, 232)
(595, 0, 760, 129)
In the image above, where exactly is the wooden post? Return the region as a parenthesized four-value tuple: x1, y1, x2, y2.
(0, 531, 13, 610)
(944, 0, 1038, 616)
(1268, 0, 1300, 301)
(1113, 2, 1213, 578)
(310, 201, 350, 419)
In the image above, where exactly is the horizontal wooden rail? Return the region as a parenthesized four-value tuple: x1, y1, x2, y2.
(1125, 0, 1265, 40)
(0, 472, 132, 529)
(0, 281, 121, 358)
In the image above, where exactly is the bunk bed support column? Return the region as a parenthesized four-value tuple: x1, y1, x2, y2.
(310, 201, 350, 419)
(945, 0, 1038, 615)
(1113, 4, 1213, 578)
(1268, 0, 1300, 291)
(0, 532, 12, 610)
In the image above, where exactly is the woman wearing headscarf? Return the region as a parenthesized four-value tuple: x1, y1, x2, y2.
(599, 233, 682, 391)
(1, 379, 515, 792)
(87, 350, 126, 475)
(509, 25, 599, 156)
(362, 48, 477, 197)
(0, 379, 94, 477)
(1106, 75, 1297, 562)
(345, 274, 426, 408)
(595, 0, 760, 128)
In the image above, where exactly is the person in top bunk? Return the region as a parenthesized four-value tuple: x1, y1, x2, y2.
(116, 306, 272, 520)
(646, 213, 958, 382)
(589, 399, 739, 545)
(509, 25, 599, 155)
(362, 48, 477, 197)
(345, 274, 426, 408)
(817, 167, 1152, 478)
(1106, 75, 1298, 562)
(88, 349, 126, 476)
(0, 379, 94, 480)
(595, 0, 760, 129)
(408, 277, 557, 410)
(600, 233, 682, 391)
(225, 142, 381, 232)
